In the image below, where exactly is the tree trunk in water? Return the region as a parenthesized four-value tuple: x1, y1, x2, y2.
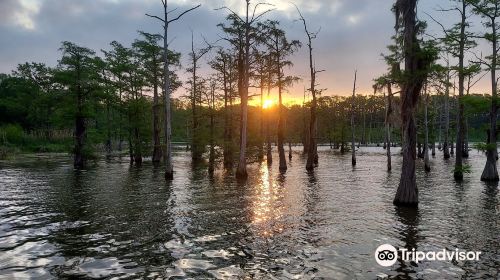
(454, 0, 467, 180)
(302, 89, 309, 154)
(386, 125, 392, 171)
(134, 126, 142, 164)
(209, 90, 215, 175)
(258, 84, 264, 160)
(395, 108, 418, 206)
(237, 91, 249, 178)
(362, 108, 367, 146)
(74, 114, 85, 169)
(152, 80, 162, 163)
(223, 63, 233, 169)
(424, 87, 430, 172)
(394, 0, 430, 207)
(463, 117, 469, 158)
(481, 17, 499, 182)
(386, 85, 393, 172)
(443, 66, 451, 159)
(106, 99, 112, 158)
(118, 89, 123, 152)
(236, 6, 251, 179)
(266, 116, 272, 165)
(438, 102, 442, 150)
(351, 70, 357, 166)
(190, 38, 202, 162)
(278, 97, 287, 172)
(300, 10, 318, 171)
(306, 103, 317, 171)
(163, 5, 173, 180)
(74, 70, 85, 169)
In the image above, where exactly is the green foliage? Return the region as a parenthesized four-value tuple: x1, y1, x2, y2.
(454, 164, 472, 174)
(474, 142, 496, 152)
(0, 124, 24, 144)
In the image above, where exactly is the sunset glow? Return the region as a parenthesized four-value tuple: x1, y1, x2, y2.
(262, 99, 274, 109)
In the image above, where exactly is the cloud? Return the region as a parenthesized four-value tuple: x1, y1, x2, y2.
(0, 0, 491, 97)
(0, 0, 41, 30)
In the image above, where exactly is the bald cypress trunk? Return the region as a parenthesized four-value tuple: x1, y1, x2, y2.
(481, 17, 499, 181)
(266, 87, 273, 165)
(152, 77, 162, 163)
(394, 0, 432, 207)
(74, 62, 86, 169)
(386, 84, 393, 171)
(443, 65, 451, 159)
(351, 71, 357, 166)
(424, 85, 430, 172)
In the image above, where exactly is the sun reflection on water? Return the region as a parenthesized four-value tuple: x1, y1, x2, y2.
(251, 164, 284, 237)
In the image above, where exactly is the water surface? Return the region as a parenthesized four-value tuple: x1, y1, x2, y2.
(0, 147, 498, 279)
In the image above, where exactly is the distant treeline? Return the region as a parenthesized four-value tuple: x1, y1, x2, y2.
(0, 67, 493, 158)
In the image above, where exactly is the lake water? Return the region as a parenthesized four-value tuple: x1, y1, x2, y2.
(0, 147, 498, 279)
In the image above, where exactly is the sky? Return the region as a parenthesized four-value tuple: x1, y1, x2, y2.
(0, 0, 492, 103)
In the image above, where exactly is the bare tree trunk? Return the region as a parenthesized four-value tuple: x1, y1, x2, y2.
(302, 88, 309, 154)
(463, 117, 469, 158)
(454, 0, 467, 180)
(424, 85, 430, 172)
(106, 99, 112, 158)
(277, 78, 287, 172)
(296, 7, 319, 171)
(386, 84, 393, 171)
(74, 67, 85, 169)
(351, 70, 357, 166)
(222, 55, 233, 169)
(443, 65, 451, 159)
(266, 86, 272, 165)
(438, 101, 442, 150)
(209, 83, 215, 175)
(236, 1, 251, 179)
(74, 110, 85, 168)
(363, 105, 367, 146)
(152, 77, 162, 163)
(146, 1, 200, 179)
(163, 5, 173, 179)
(259, 84, 264, 160)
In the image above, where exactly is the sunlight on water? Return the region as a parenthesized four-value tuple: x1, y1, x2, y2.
(0, 148, 498, 279)
(251, 164, 284, 237)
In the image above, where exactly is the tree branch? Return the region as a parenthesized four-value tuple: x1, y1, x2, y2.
(168, 4, 201, 24)
(145, 13, 165, 23)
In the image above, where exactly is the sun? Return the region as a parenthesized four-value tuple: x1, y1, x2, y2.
(263, 99, 274, 109)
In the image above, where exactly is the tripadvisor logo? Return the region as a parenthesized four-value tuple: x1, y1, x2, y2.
(375, 244, 481, 267)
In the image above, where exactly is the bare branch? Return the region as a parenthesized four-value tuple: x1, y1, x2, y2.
(167, 8, 178, 15)
(470, 71, 488, 89)
(424, 12, 453, 41)
(168, 4, 201, 24)
(251, 8, 275, 23)
(146, 13, 165, 23)
(215, 6, 244, 24)
(251, 3, 275, 22)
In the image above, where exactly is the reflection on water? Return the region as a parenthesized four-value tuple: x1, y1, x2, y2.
(0, 148, 499, 279)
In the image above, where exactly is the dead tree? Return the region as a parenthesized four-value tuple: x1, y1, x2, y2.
(295, 5, 322, 171)
(146, 0, 201, 180)
(351, 70, 357, 166)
